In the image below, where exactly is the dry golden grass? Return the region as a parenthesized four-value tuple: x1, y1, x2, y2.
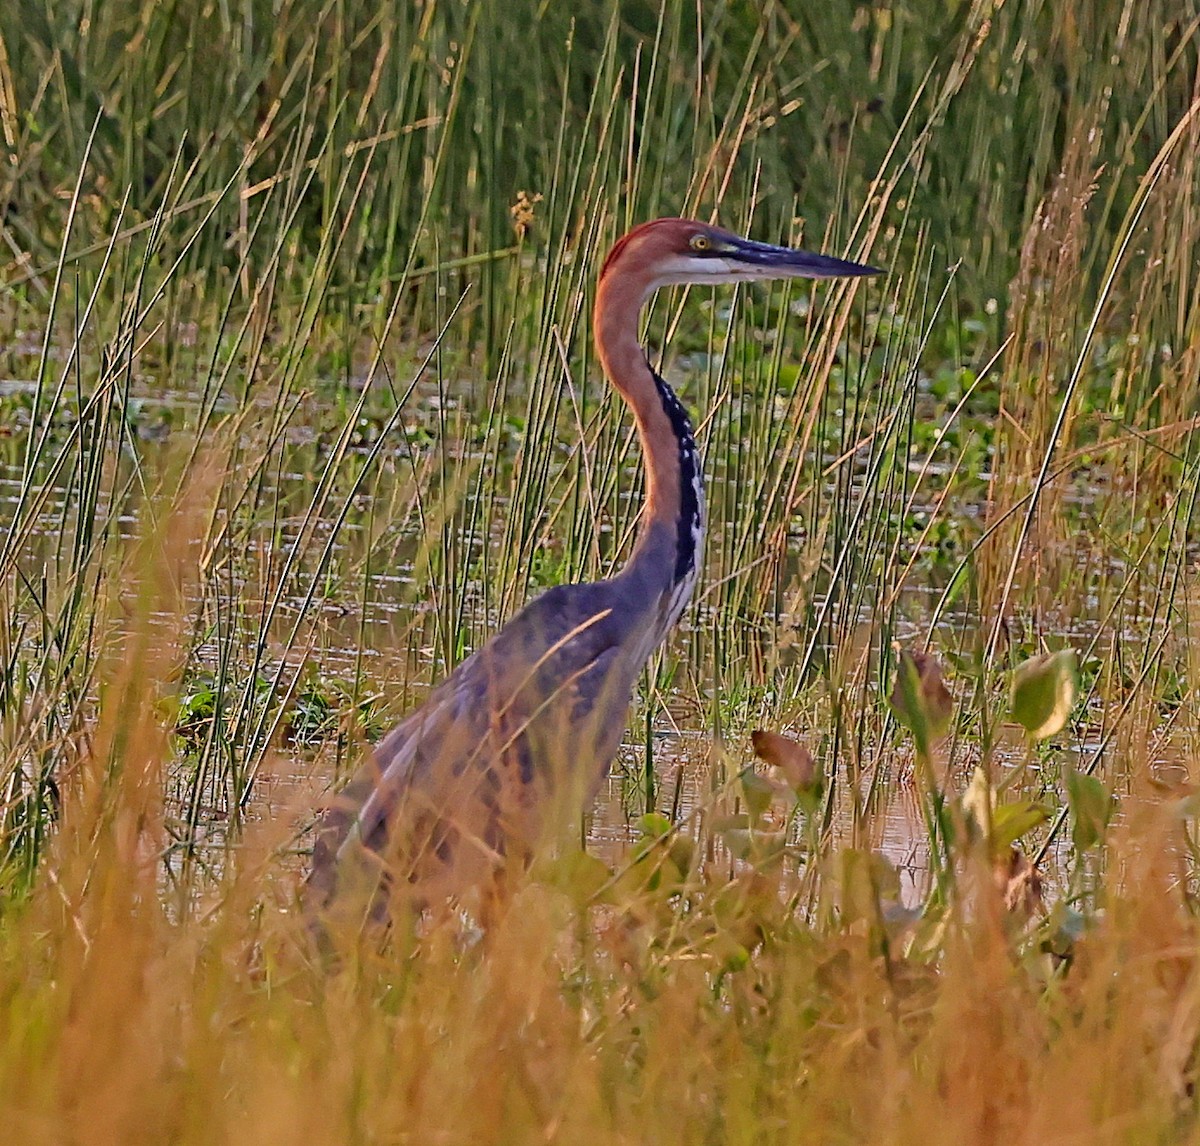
(6, 765, 1200, 1144)
(2, 496, 1198, 1145)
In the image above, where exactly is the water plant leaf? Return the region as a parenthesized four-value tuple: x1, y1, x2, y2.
(710, 814, 751, 832)
(638, 812, 673, 840)
(990, 799, 1050, 852)
(889, 648, 953, 758)
(1067, 771, 1113, 852)
(740, 769, 778, 823)
(719, 827, 755, 861)
(717, 823, 788, 868)
(836, 848, 900, 926)
(667, 836, 696, 879)
(961, 768, 1048, 855)
(1042, 901, 1091, 962)
(534, 849, 613, 904)
(1011, 649, 1078, 739)
(750, 729, 818, 793)
(961, 766, 994, 839)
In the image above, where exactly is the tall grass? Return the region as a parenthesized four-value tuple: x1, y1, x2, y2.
(1, 0, 1200, 1138)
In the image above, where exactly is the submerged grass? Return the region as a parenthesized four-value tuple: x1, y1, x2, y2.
(2, 0, 1200, 1139)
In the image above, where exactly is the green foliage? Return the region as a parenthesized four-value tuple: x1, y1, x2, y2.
(990, 799, 1051, 853)
(1066, 771, 1114, 853)
(1012, 650, 1079, 741)
(889, 649, 953, 760)
(962, 766, 1050, 855)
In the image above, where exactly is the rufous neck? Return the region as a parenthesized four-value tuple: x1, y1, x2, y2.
(592, 271, 704, 614)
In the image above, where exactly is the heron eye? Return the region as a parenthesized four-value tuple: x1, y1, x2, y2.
(689, 234, 710, 252)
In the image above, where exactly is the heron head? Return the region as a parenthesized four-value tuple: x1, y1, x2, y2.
(600, 218, 880, 293)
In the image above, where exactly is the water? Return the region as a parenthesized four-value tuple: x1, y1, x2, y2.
(0, 371, 1171, 909)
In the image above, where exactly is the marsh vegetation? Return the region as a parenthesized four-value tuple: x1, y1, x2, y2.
(2, 0, 1200, 1140)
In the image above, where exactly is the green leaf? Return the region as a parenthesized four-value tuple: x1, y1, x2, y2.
(534, 850, 612, 904)
(719, 827, 754, 861)
(1042, 901, 1090, 960)
(889, 649, 953, 758)
(740, 769, 778, 823)
(960, 768, 1048, 855)
(1067, 771, 1113, 852)
(1011, 649, 1078, 739)
(710, 814, 752, 832)
(667, 836, 696, 878)
(637, 812, 673, 840)
(961, 766, 994, 839)
(991, 800, 1051, 852)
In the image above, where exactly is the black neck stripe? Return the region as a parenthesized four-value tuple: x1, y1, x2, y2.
(650, 367, 704, 585)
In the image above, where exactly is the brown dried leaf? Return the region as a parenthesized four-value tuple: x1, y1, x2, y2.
(751, 729, 817, 792)
(992, 846, 1044, 920)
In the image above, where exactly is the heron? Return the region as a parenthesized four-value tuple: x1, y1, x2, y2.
(308, 217, 878, 924)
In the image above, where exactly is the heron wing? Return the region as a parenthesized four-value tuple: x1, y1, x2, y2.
(308, 580, 643, 903)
